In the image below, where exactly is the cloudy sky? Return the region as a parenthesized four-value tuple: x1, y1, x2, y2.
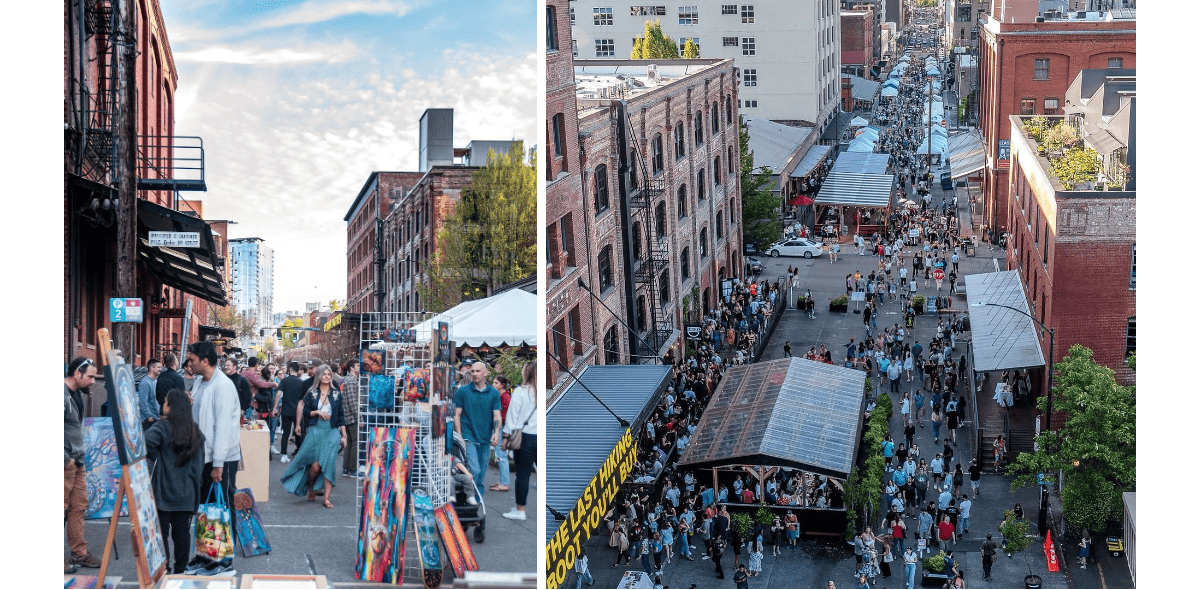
(159, 0, 536, 314)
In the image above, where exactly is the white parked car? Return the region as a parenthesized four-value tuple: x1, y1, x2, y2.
(767, 237, 823, 258)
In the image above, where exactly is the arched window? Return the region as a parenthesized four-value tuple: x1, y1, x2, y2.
(700, 227, 709, 258)
(728, 146, 735, 174)
(655, 202, 667, 238)
(599, 245, 614, 291)
(725, 96, 733, 126)
(628, 149, 638, 189)
(716, 211, 724, 239)
(604, 325, 620, 364)
(675, 123, 686, 160)
(636, 295, 647, 331)
(594, 164, 609, 214)
(677, 184, 687, 218)
(714, 156, 722, 185)
(681, 246, 691, 279)
(697, 169, 706, 202)
(712, 102, 720, 135)
(659, 270, 671, 304)
(694, 111, 704, 146)
(652, 134, 664, 174)
(632, 222, 643, 261)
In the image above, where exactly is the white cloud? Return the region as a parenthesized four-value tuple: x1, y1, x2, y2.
(175, 42, 359, 65)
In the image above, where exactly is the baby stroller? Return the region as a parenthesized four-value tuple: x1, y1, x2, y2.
(451, 431, 487, 543)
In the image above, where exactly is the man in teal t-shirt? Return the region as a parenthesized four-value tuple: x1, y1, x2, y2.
(454, 361, 502, 497)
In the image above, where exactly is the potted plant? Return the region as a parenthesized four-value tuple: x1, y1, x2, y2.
(911, 294, 926, 315)
(920, 550, 952, 588)
(830, 295, 849, 313)
(731, 512, 753, 539)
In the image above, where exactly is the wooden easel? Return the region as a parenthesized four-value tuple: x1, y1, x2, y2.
(95, 328, 166, 588)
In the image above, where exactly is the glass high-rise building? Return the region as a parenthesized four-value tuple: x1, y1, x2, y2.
(230, 237, 275, 330)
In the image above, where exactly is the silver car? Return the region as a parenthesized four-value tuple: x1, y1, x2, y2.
(767, 237, 823, 258)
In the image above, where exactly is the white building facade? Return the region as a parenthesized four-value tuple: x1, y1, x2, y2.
(570, 1, 842, 132)
(229, 237, 275, 331)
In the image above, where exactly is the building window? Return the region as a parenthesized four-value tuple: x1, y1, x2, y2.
(716, 211, 724, 238)
(652, 134, 664, 174)
(723, 36, 739, 46)
(681, 247, 691, 279)
(1129, 244, 1135, 289)
(636, 296, 647, 331)
(572, 39, 578, 57)
(1020, 98, 1036, 115)
(546, 7, 558, 51)
(694, 111, 704, 146)
(700, 227, 709, 258)
(1125, 317, 1135, 357)
(970, 29, 977, 40)
(595, 39, 615, 57)
(677, 184, 688, 218)
(594, 164, 609, 214)
(741, 5, 754, 23)
(598, 245, 614, 292)
(725, 96, 733, 126)
(712, 102, 720, 135)
(604, 325, 620, 364)
(697, 169, 706, 201)
(1044, 97, 1059, 114)
(631, 6, 667, 16)
(628, 148, 639, 189)
(568, 306, 583, 355)
(679, 5, 699, 25)
(1108, 57, 1124, 69)
(570, 6, 575, 26)
(728, 146, 735, 174)
(593, 7, 613, 25)
(713, 157, 722, 185)
(674, 123, 686, 160)
(742, 37, 755, 55)
(743, 68, 757, 87)
(659, 270, 671, 304)
(632, 222, 643, 260)
(722, 4, 737, 15)
(678, 38, 700, 54)
(1033, 58, 1050, 80)
(743, 100, 758, 108)
(655, 202, 667, 238)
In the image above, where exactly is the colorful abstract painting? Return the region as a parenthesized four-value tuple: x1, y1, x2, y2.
(233, 488, 272, 557)
(368, 375, 396, 410)
(356, 427, 416, 584)
(105, 359, 145, 464)
(361, 349, 385, 376)
(412, 488, 442, 588)
(126, 459, 167, 584)
(434, 502, 479, 578)
(83, 417, 128, 519)
(403, 368, 430, 402)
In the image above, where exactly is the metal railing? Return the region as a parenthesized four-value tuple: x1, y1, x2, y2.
(137, 135, 207, 192)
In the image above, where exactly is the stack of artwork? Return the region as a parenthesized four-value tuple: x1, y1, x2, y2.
(433, 503, 479, 578)
(83, 417, 128, 519)
(411, 488, 443, 588)
(356, 427, 416, 584)
(233, 488, 272, 557)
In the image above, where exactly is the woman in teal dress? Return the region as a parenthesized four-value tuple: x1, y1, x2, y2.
(281, 364, 347, 508)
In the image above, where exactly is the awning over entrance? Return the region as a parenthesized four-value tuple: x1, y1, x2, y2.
(832, 152, 891, 175)
(789, 144, 833, 179)
(545, 364, 671, 541)
(815, 171, 895, 208)
(137, 199, 228, 306)
(947, 130, 986, 178)
(676, 358, 865, 478)
(198, 325, 236, 340)
(965, 270, 1048, 372)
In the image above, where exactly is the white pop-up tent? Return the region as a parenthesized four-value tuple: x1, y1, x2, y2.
(414, 289, 538, 347)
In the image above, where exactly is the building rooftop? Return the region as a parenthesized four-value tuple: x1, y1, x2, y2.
(573, 59, 728, 115)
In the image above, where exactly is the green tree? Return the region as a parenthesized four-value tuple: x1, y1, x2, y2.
(738, 116, 779, 251)
(1006, 344, 1135, 532)
(682, 38, 699, 58)
(630, 19, 680, 59)
(329, 299, 344, 312)
(279, 317, 304, 351)
(207, 305, 256, 339)
(419, 142, 536, 313)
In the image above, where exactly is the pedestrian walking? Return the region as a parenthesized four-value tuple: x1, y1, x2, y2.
(65, 357, 102, 573)
(981, 534, 998, 580)
(280, 364, 347, 509)
(145, 389, 206, 574)
(938, 516, 956, 549)
(1079, 531, 1092, 568)
(748, 539, 763, 576)
(903, 546, 919, 589)
(575, 547, 595, 587)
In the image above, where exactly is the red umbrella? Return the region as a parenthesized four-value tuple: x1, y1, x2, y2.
(789, 195, 815, 206)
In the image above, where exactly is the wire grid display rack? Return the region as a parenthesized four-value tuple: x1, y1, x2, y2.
(354, 311, 455, 583)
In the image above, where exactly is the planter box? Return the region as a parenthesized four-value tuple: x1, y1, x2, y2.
(921, 572, 950, 588)
(830, 303, 848, 313)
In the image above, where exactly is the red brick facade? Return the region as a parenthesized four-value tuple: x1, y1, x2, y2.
(841, 10, 875, 69)
(344, 172, 425, 313)
(977, 16, 1134, 235)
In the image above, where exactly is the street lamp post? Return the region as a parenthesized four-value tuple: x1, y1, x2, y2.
(969, 302, 1055, 432)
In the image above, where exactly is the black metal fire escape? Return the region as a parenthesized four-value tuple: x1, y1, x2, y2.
(79, 0, 120, 185)
(616, 102, 672, 361)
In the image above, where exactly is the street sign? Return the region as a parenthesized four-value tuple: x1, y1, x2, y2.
(685, 323, 703, 340)
(110, 298, 144, 323)
(148, 231, 201, 248)
(933, 268, 945, 281)
(157, 307, 187, 318)
(998, 139, 1010, 161)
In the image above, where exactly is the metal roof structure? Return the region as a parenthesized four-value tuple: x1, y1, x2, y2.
(947, 130, 986, 179)
(850, 75, 881, 101)
(136, 199, 228, 306)
(965, 270, 1048, 372)
(832, 152, 891, 175)
(744, 118, 815, 174)
(815, 171, 895, 208)
(676, 358, 866, 478)
(790, 144, 833, 179)
(545, 364, 672, 541)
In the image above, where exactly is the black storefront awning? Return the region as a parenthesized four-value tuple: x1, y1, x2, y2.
(198, 325, 237, 340)
(137, 199, 227, 306)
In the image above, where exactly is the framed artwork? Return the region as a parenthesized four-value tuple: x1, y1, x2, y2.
(411, 488, 442, 588)
(361, 349, 385, 376)
(368, 374, 396, 410)
(127, 459, 167, 586)
(64, 575, 121, 589)
(434, 322, 450, 363)
(434, 502, 479, 578)
(83, 417, 129, 519)
(404, 368, 430, 403)
(233, 488, 271, 557)
(104, 357, 145, 464)
(356, 427, 416, 584)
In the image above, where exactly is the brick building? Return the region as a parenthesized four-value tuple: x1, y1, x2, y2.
(1002, 70, 1135, 387)
(65, 0, 226, 368)
(345, 171, 425, 314)
(976, 9, 1134, 236)
(841, 9, 875, 77)
(547, 54, 744, 398)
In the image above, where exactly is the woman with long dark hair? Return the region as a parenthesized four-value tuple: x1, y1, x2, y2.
(501, 361, 538, 521)
(280, 364, 347, 508)
(145, 389, 206, 574)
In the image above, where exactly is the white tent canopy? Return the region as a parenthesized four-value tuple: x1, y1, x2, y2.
(850, 116, 871, 127)
(413, 289, 538, 347)
(917, 134, 948, 157)
(847, 139, 876, 152)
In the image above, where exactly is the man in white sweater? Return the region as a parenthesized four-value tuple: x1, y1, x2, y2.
(186, 340, 242, 575)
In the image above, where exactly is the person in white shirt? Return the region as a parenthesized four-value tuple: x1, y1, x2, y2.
(500, 362, 538, 521)
(186, 340, 242, 574)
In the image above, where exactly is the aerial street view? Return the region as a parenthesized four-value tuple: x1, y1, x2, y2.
(62, 0, 537, 587)
(544, 1, 1135, 588)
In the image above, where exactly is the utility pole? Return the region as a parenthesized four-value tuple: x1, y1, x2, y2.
(115, 0, 139, 360)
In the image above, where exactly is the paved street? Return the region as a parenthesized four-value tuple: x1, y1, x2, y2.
(74, 449, 536, 587)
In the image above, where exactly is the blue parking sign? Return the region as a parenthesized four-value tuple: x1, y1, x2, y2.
(110, 298, 144, 323)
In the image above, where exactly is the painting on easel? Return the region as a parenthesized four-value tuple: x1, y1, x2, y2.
(126, 459, 167, 584)
(356, 426, 416, 584)
(84, 417, 128, 519)
(103, 354, 145, 465)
